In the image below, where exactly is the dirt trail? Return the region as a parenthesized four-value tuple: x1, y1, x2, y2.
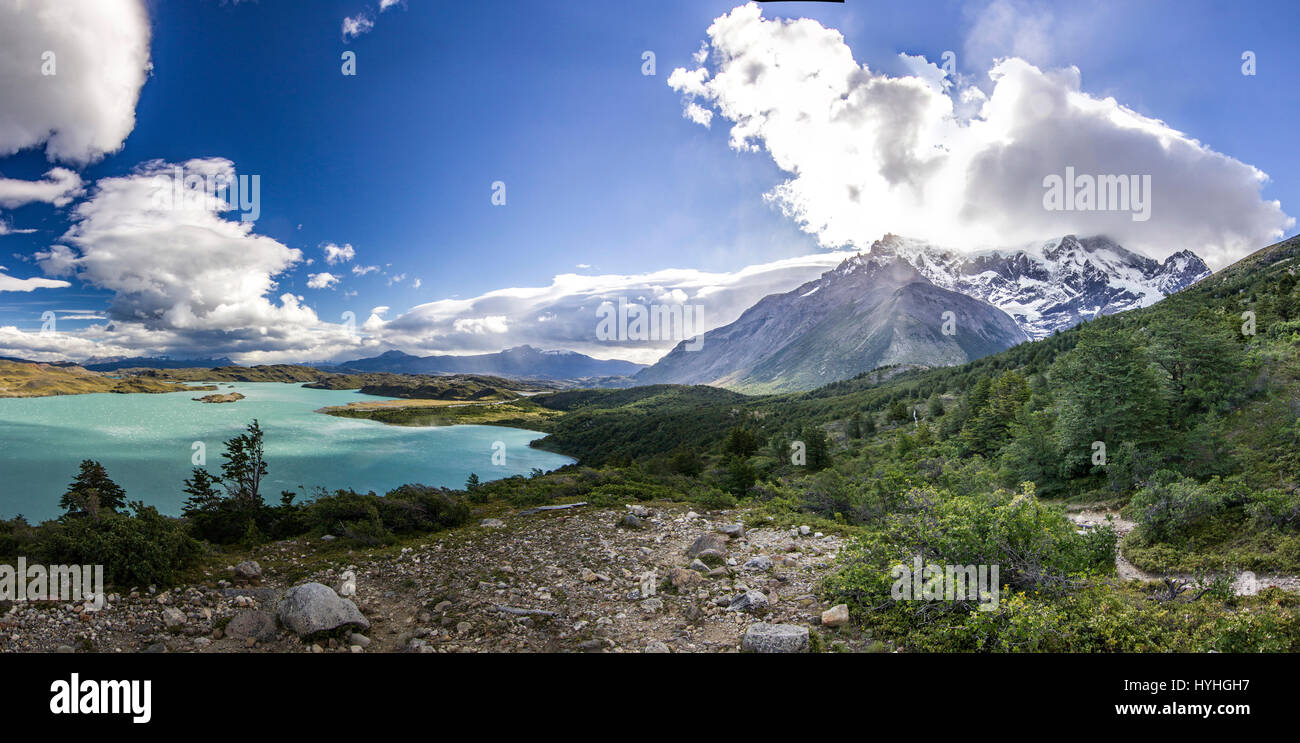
(1067, 509, 1300, 595)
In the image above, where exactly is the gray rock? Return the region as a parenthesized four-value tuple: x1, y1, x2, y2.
(718, 523, 745, 538)
(727, 589, 769, 615)
(162, 607, 187, 629)
(742, 623, 810, 653)
(233, 560, 262, 582)
(689, 559, 710, 573)
(618, 513, 644, 530)
(226, 610, 278, 642)
(627, 504, 649, 517)
(742, 555, 773, 572)
(479, 518, 505, 528)
(276, 582, 370, 638)
(687, 533, 729, 558)
(644, 640, 671, 653)
(142, 642, 167, 654)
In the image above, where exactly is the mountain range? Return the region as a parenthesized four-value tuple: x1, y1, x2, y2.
(635, 234, 1210, 392)
(336, 344, 645, 380)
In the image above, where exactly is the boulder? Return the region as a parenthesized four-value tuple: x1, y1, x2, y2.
(742, 623, 809, 653)
(233, 560, 262, 583)
(687, 533, 729, 558)
(718, 523, 745, 538)
(277, 582, 370, 638)
(162, 608, 186, 629)
(226, 610, 277, 643)
(742, 555, 773, 572)
(618, 513, 645, 530)
(694, 549, 728, 567)
(727, 589, 769, 615)
(821, 604, 850, 627)
(668, 567, 703, 590)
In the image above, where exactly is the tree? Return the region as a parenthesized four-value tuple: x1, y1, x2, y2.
(221, 419, 269, 505)
(60, 460, 126, 517)
(181, 468, 222, 515)
(927, 393, 945, 418)
(1050, 328, 1168, 475)
(847, 414, 862, 439)
(671, 447, 703, 477)
(722, 427, 761, 459)
(723, 456, 756, 498)
(465, 473, 481, 491)
(886, 399, 910, 425)
(801, 425, 832, 471)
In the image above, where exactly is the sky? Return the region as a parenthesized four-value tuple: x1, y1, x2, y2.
(0, 0, 1295, 364)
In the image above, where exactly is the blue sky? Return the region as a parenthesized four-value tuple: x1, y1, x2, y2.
(0, 0, 1295, 363)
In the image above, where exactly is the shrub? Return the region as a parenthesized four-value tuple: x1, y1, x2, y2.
(37, 502, 203, 587)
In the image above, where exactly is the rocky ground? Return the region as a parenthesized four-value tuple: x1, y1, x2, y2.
(0, 503, 870, 653)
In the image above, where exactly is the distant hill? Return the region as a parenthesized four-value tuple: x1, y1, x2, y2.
(81, 356, 235, 372)
(338, 345, 645, 380)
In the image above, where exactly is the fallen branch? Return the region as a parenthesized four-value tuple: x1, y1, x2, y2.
(518, 501, 587, 516)
(494, 605, 558, 617)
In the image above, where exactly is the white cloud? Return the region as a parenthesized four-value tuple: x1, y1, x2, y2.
(342, 14, 374, 41)
(668, 2, 1293, 269)
(307, 272, 341, 289)
(373, 251, 852, 363)
(322, 242, 356, 265)
(0, 168, 85, 208)
(453, 316, 509, 335)
(352, 264, 379, 276)
(0, 0, 151, 164)
(0, 272, 69, 293)
(14, 158, 364, 362)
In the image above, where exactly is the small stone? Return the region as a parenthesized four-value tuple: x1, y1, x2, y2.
(640, 598, 664, 613)
(644, 640, 671, 653)
(226, 610, 277, 643)
(480, 518, 505, 528)
(718, 523, 745, 538)
(799, 525, 811, 536)
(742, 555, 773, 572)
(822, 604, 850, 627)
(349, 633, 371, 648)
(688, 559, 710, 573)
(727, 590, 769, 615)
(162, 608, 186, 629)
(618, 513, 644, 530)
(742, 623, 809, 653)
(668, 567, 703, 590)
(687, 533, 729, 557)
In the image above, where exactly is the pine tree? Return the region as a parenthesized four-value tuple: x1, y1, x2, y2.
(221, 419, 268, 505)
(59, 460, 126, 517)
(181, 468, 222, 515)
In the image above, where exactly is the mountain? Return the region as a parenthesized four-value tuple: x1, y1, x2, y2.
(867, 234, 1211, 339)
(635, 255, 1028, 393)
(80, 356, 236, 372)
(338, 345, 646, 380)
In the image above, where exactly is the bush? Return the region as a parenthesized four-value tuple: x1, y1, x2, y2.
(37, 503, 203, 587)
(1245, 488, 1300, 531)
(1129, 476, 1247, 543)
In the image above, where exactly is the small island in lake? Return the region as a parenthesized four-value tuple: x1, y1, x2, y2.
(192, 392, 246, 403)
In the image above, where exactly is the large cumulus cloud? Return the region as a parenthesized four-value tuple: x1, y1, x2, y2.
(669, 2, 1292, 269)
(0, 0, 151, 164)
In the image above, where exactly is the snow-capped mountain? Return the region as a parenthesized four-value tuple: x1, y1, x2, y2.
(863, 234, 1211, 339)
(635, 255, 1028, 393)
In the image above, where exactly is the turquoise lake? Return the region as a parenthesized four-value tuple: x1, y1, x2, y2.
(0, 382, 574, 521)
